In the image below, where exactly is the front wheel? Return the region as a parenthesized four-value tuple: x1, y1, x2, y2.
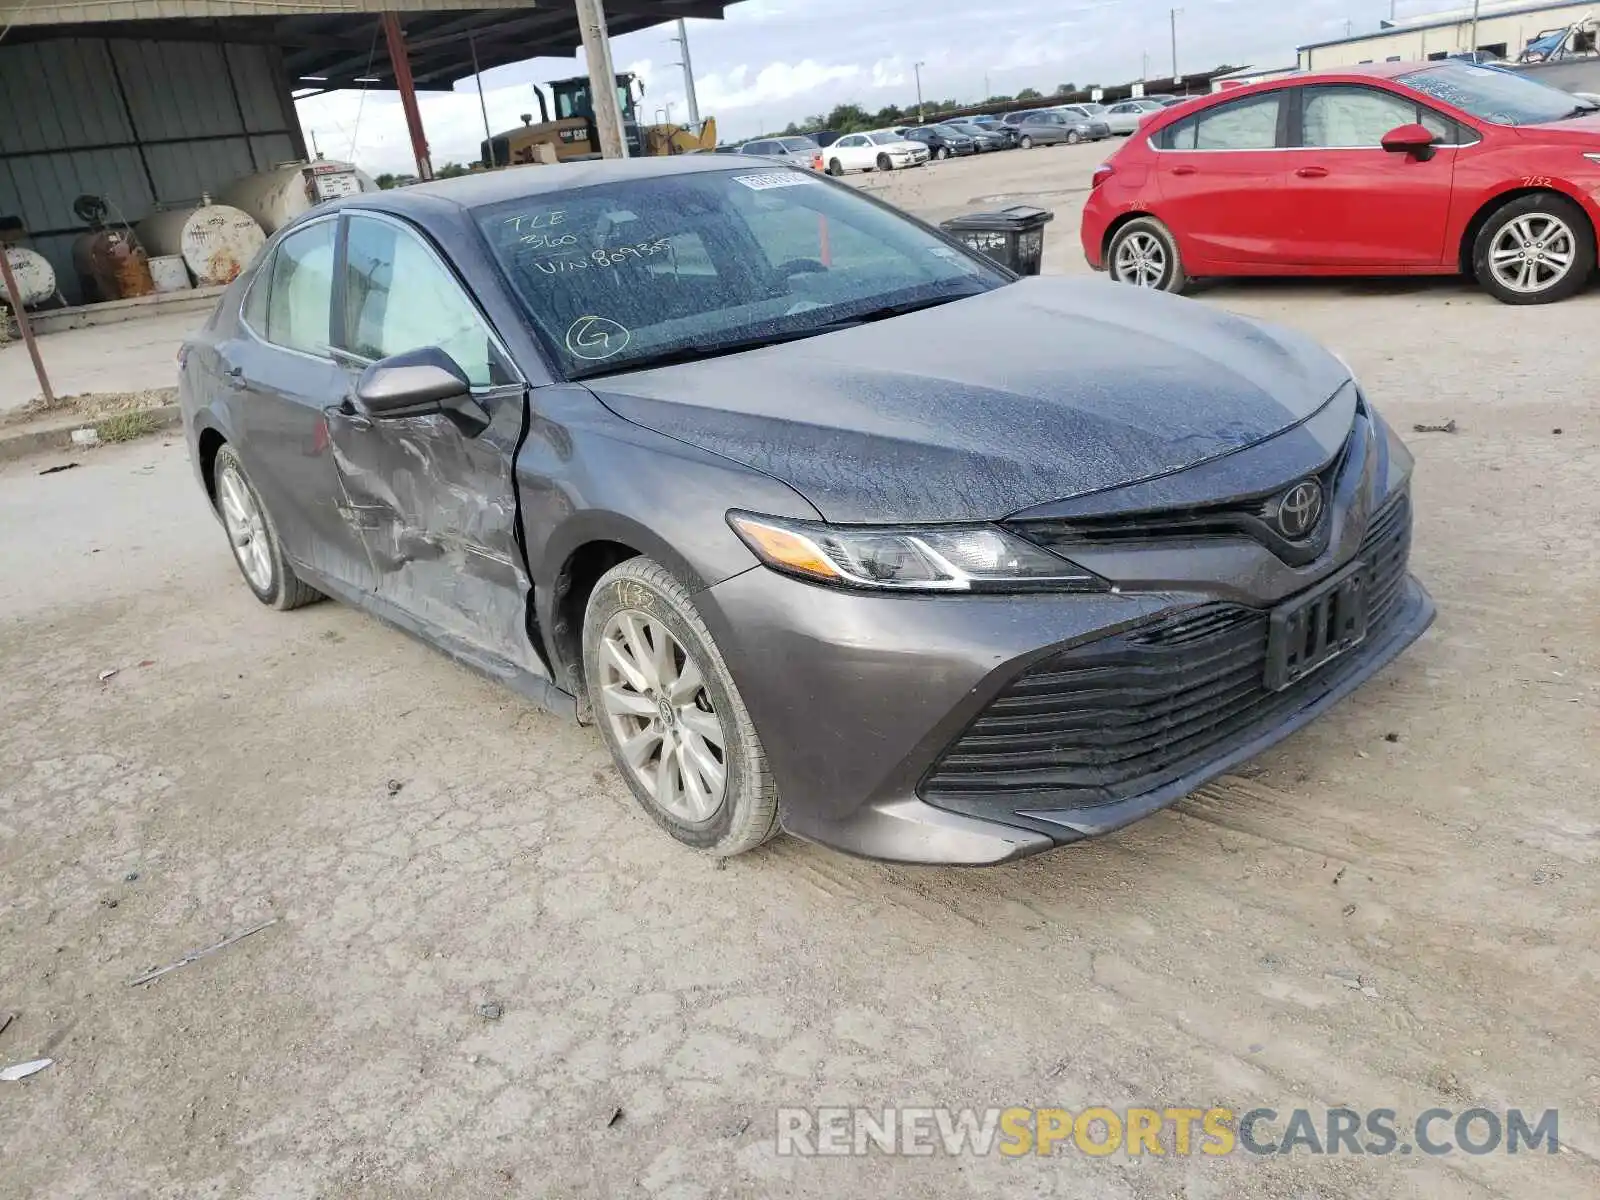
(583, 558, 780, 857)
(1019, 135, 1033, 149)
(1106, 216, 1188, 293)
(935, 146, 949, 160)
(875, 152, 892, 171)
(1066, 130, 1081, 145)
(1473, 194, 1594, 305)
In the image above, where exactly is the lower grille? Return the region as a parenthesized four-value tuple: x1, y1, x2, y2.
(922, 494, 1413, 809)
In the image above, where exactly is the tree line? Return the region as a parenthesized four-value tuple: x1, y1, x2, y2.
(778, 85, 1087, 137)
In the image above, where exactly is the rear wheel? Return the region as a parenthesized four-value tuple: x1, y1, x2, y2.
(1107, 216, 1188, 293)
(212, 444, 320, 611)
(1019, 134, 1034, 149)
(583, 558, 780, 857)
(1473, 193, 1594, 305)
(875, 152, 892, 171)
(935, 146, 949, 160)
(1066, 129, 1082, 145)
(827, 157, 843, 176)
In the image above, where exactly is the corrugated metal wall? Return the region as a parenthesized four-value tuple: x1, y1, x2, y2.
(0, 38, 302, 303)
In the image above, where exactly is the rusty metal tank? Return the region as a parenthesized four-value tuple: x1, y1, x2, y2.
(219, 160, 376, 235)
(71, 229, 155, 303)
(136, 196, 265, 287)
(1, 246, 56, 308)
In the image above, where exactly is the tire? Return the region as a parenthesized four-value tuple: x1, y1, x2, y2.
(1066, 130, 1081, 145)
(827, 157, 843, 176)
(212, 444, 321, 611)
(1472, 193, 1594, 305)
(1019, 135, 1033, 149)
(1106, 216, 1189, 293)
(582, 557, 780, 857)
(876, 153, 892, 171)
(935, 146, 949, 160)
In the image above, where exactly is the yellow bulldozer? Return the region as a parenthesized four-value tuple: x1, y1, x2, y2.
(481, 72, 716, 166)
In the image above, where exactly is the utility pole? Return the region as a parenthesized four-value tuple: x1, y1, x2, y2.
(1142, 49, 1150, 80)
(1169, 8, 1183, 81)
(381, 13, 432, 180)
(1469, 0, 1481, 55)
(914, 61, 926, 123)
(0, 248, 54, 407)
(670, 17, 701, 126)
(573, 0, 629, 157)
(470, 33, 495, 165)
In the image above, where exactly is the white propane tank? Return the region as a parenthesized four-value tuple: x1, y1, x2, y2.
(219, 160, 377, 235)
(1, 246, 56, 307)
(136, 197, 265, 287)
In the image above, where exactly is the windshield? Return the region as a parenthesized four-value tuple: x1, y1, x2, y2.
(476, 167, 1007, 379)
(867, 131, 903, 145)
(778, 136, 818, 151)
(1398, 61, 1583, 125)
(1079, 103, 1107, 115)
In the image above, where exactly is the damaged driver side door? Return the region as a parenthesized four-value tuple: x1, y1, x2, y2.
(325, 211, 546, 683)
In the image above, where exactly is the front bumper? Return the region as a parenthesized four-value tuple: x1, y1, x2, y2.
(698, 503, 1433, 866)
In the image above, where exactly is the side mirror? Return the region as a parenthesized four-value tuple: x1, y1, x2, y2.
(1381, 123, 1440, 160)
(354, 347, 471, 420)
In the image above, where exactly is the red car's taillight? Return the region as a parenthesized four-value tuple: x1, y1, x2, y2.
(1092, 163, 1115, 189)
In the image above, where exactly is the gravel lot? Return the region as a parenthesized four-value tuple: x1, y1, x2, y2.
(2, 144, 1597, 1199)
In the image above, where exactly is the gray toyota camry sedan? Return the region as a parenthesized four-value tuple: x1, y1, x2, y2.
(179, 156, 1433, 866)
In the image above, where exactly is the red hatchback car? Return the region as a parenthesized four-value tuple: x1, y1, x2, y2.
(1081, 60, 1600, 304)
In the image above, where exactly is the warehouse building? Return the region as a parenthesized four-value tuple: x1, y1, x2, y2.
(0, 0, 721, 307)
(1298, 0, 1594, 69)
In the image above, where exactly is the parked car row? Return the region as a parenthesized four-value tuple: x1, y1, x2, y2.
(727, 94, 1198, 173)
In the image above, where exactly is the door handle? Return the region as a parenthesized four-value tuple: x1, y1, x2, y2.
(223, 365, 248, 390)
(1295, 166, 1329, 178)
(1171, 164, 1197, 176)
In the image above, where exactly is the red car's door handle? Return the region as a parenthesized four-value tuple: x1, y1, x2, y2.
(1295, 166, 1329, 178)
(1171, 164, 1198, 176)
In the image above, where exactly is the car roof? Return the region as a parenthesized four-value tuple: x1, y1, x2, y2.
(1140, 60, 1445, 123)
(347, 155, 760, 213)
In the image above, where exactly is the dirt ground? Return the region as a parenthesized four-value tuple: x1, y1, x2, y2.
(2, 144, 1598, 1199)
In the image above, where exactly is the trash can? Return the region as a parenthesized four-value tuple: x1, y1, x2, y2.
(940, 205, 1054, 275)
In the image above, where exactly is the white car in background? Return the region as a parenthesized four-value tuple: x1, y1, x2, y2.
(823, 130, 929, 175)
(1103, 98, 1167, 134)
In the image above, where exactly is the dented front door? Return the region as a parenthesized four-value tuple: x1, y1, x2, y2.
(325, 211, 546, 681)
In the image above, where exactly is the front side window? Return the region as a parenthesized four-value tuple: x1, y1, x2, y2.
(342, 214, 509, 387)
(1162, 93, 1282, 150)
(1397, 60, 1580, 126)
(867, 132, 901, 145)
(778, 137, 817, 153)
(477, 168, 1007, 380)
(264, 220, 335, 356)
(1303, 86, 1424, 146)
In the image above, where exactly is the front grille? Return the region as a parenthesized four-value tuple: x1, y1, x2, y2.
(922, 493, 1413, 809)
(1007, 433, 1351, 567)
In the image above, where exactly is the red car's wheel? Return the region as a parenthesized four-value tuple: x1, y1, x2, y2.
(1107, 217, 1188, 293)
(1473, 194, 1595, 305)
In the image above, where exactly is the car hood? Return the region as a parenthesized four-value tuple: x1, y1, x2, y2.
(587, 277, 1353, 524)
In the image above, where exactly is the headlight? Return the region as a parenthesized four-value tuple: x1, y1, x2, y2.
(727, 512, 1106, 593)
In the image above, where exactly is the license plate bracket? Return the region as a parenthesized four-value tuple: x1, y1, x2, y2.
(1265, 561, 1369, 692)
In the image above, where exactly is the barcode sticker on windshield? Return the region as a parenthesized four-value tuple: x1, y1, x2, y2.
(732, 172, 815, 190)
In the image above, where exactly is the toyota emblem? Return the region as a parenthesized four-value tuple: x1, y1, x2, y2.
(1275, 481, 1324, 540)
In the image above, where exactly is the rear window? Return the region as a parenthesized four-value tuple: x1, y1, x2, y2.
(1158, 93, 1283, 150)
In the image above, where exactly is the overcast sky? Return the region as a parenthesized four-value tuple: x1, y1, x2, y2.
(296, 0, 1420, 174)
